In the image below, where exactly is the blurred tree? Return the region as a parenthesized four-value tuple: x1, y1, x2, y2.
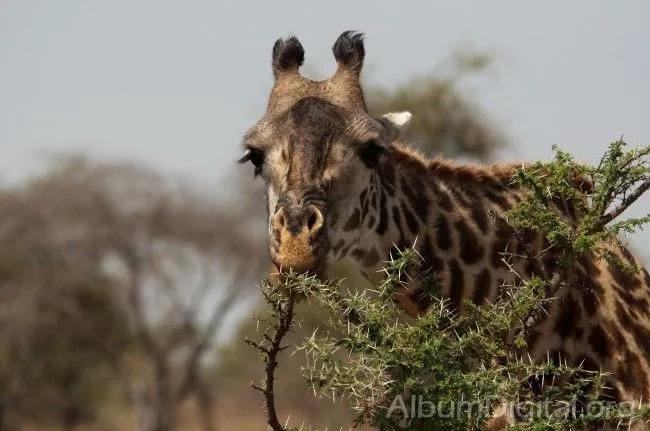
(367, 49, 507, 158)
(36, 154, 267, 431)
(0, 186, 129, 429)
(0, 154, 268, 431)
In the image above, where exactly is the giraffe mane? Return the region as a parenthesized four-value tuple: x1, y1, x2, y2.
(389, 142, 524, 185)
(390, 141, 593, 193)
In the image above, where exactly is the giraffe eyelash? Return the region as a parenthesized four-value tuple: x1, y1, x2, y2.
(238, 148, 265, 177)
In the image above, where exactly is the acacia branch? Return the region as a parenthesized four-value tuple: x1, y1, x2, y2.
(248, 289, 296, 431)
(595, 175, 650, 231)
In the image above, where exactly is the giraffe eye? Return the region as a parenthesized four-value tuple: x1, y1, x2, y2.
(357, 139, 386, 169)
(238, 148, 265, 176)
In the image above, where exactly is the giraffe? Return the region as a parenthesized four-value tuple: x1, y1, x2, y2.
(239, 31, 650, 429)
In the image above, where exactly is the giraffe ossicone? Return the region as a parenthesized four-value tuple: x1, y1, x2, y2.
(240, 30, 650, 429)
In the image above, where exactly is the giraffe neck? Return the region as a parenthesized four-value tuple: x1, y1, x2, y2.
(337, 144, 650, 406)
(341, 144, 531, 314)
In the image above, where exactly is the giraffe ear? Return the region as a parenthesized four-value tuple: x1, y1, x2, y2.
(375, 111, 412, 144)
(381, 111, 412, 131)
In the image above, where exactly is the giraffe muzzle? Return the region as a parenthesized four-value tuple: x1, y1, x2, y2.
(270, 204, 327, 274)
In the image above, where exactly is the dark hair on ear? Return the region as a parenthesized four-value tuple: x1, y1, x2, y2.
(332, 31, 365, 72)
(374, 116, 400, 143)
(272, 36, 305, 77)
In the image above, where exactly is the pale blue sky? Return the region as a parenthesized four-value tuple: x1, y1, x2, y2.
(1, 0, 649, 246)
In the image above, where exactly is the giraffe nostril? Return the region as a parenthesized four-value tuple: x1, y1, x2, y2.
(305, 205, 324, 234)
(307, 212, 317, 230)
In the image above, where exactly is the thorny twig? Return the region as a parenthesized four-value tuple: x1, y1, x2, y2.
(591, 139, 650, 231)
(595, 176, 650, 231)
(246, 286, 297, 431)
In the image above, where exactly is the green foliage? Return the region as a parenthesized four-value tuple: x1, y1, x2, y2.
(292, 252, 638, 430)
(508, 139, 650, 270)
(252, 139, 650, 430)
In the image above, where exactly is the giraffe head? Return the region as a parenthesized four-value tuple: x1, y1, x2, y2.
(240, 31, 411, 276)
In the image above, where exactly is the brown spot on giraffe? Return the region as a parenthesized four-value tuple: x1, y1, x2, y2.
(241, 30, 650, 429)
(400, 201, 419, 235)
(448, 259, 465, 313)
(588, 325, 610, 359)
(471, 199, 489, 233)
(401, 174, 429, 223)
(420, 235, 445, 275)
(473, 268, 491, 305)
(434, 185, 454, 212)
(554, 294, 582, 339)
(343, 207, 361, 231)
(375, 189, 389, 235)
(581, 282, 599, 316)
(455, 218, 484, 264)
(435, 214, 452, 251)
